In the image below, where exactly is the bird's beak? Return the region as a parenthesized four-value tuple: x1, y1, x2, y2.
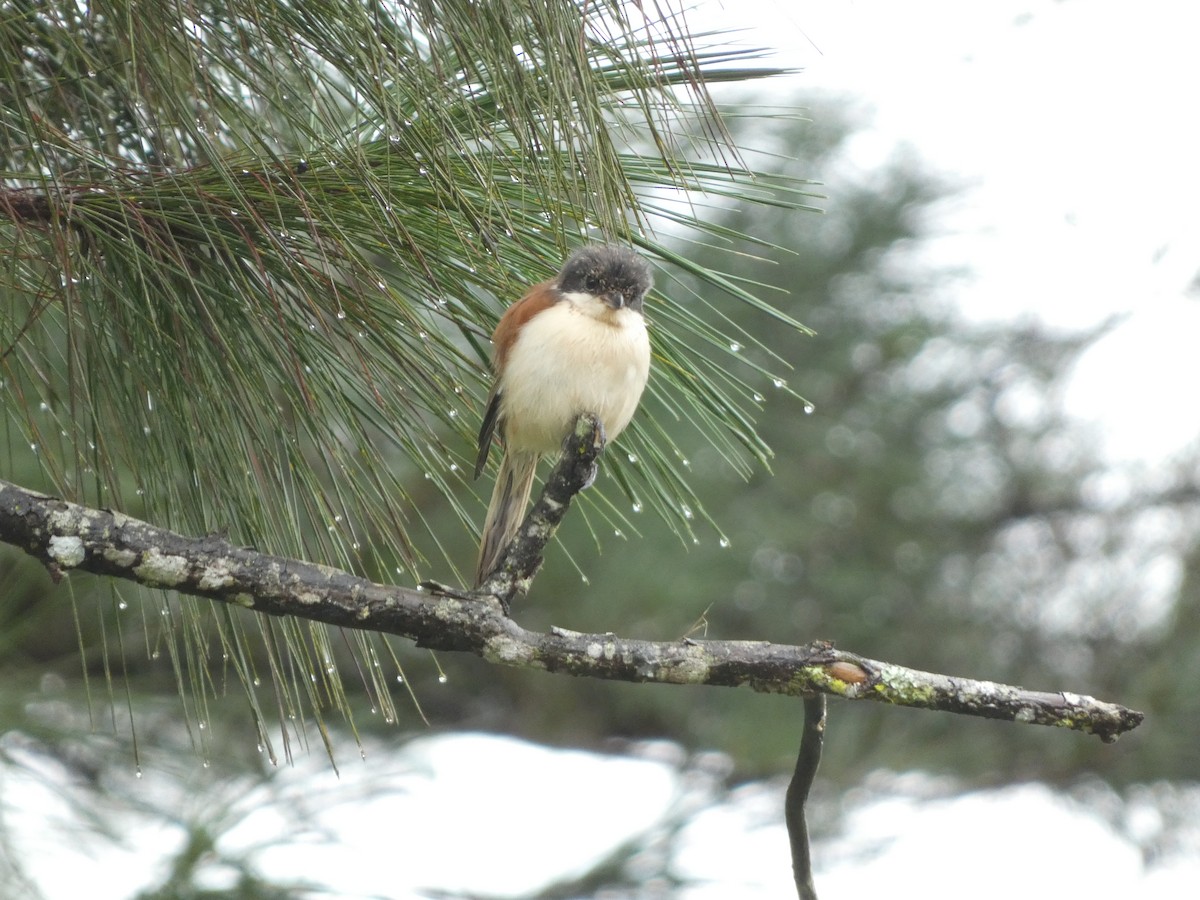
(602, 291, 625, 310)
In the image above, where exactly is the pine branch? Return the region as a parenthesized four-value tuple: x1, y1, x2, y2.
(0, 453, 1144, 744)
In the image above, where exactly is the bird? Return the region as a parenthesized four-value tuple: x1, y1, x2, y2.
(473, 244, 653, 587)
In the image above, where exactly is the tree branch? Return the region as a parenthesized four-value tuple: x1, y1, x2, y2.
(471, 413, 607, 607)
(0, 465, 1143, 742)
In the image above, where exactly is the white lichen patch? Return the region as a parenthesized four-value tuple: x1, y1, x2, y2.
(47, 535, 85, 568)
(484, 635, 540, 668)
(585, 641, 617, 660)
(47, 508, 81, 533)
(197, 562, 235, 591)
(102, 546, 138, 568)
(133, 548, 189, 586)
(431, 597, 465, 620)
(231, 593, 255, 608)
(108, 510, 135, 529)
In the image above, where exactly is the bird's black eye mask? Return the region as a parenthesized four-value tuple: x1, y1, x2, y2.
(558, 246, 653, 310)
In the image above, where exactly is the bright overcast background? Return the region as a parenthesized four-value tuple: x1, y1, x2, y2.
(701, 0, 1200, 463)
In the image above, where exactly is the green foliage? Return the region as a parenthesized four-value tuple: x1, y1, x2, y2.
(0, 0, 813, 567)
(0, 1, 817, 756)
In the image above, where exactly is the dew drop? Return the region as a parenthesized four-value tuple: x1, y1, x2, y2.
(729, 342, 741, 352)
(681, 504, 694, 520)
(753, 393, 764, 403)
(627, 453, 638, 463)
(719, 537, 731, 548)
(396, 674, 404, 683)
(437, 674, 447, 684)
(803, 402, 815, 415)
(118, 600, 128, 610)
(614, 529, 624, 539)
(336, 310, 347, 320)
(632, 500, 643, 513)
(773, 377, 787, 389)
(39, 401, 49, 411)
(135, 768, 143, 779)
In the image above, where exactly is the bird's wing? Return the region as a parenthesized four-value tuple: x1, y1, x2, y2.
(474, 386, 503, 479)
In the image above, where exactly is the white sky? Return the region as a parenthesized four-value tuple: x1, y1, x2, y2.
(6, 732, 1196, 898)
(694, 0, 1200, 462)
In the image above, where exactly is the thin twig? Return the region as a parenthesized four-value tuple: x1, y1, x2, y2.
(473, 413, 606, 608)
(785, 695, 827, 900)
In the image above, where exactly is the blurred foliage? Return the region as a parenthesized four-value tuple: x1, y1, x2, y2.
(405, 100, 1200, 789)
(0, 0, 820, 763)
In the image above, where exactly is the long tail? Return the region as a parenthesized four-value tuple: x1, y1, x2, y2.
(475, 449, 540, 587)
